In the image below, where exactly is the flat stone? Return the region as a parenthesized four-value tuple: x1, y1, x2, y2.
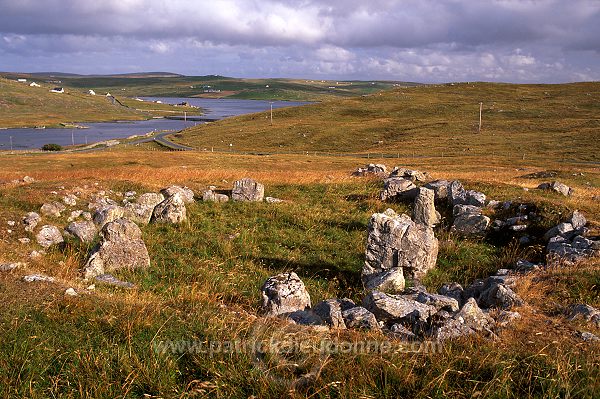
(363, 290, 435, 323)
(341, 306, 380, 330)
(22, 274, 55, 283)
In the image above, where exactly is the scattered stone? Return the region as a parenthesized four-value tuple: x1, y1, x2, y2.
(388, 323, 417, 339)
(448, 181, 486, 207)
(40, 202, 66, 217)
(424, 180, 450, 200)
(65, 221, 97, 242)
(495, 310, 522, 328)
(543, 222, 575, 241)
(124, 191, 137, 198)
(202, 190, 229, 202)
(82, 212, 92, 221)
(452, 205, 490, 235)
(413, 187, 440, 227)
(83, 218, 150, 279)
(579, 332, 600, 342)
(65, 288, 78, 296)
(232, 178, 265, 202)
(537, 181, 573, 196)
(352, 163, 387, 177)
(7, 220, 15, 227)
(67, 210, 83, 222)
(265, 196, 284, 204)
(520, 170, 558, 179)
(568, 210, 587, 230)
(569, 304, 600, 327)
(363, 290, 435, 324)
(362, 268, 406, 293)
(313, 298, 355, 329)
(0, 262, 22, 272)
(18, 238, 31, 244)
(93, 205, 125, 228)
(151, 193, 187, 224)
(22, 176, 35, 184)
(438, 283, 464, 304)
(36, 225, 64, 248)
(62, 194, 77, 206)
(410, 290, 459, 312)
(389, 167, 427, 182)
(428, 298, 494, 341)
(22, 274, 55, 283)
(286, 310, 325, 326)
(94, 273, 135, 288)
(29, 250, 44, 259)
(380, 177, 418, 201)
(477, 282, 523, 310)
(341, 306, 380, 330)
(260, 272, 311, 316)
(363, 209, 438, 291)
(547, 235, 599, 263)
(160, 186, 195, 203)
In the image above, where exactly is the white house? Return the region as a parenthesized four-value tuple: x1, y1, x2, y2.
(88, 89, 96, 95)
(29, 82, 41, 87)
(50, 87, 64, 93)
(17, 78, 27, 83)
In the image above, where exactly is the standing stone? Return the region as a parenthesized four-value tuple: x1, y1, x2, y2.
(36, 225, 64, 248)
(23, 212, 41, 232)
(232, 178, 265, 202)
(151, 193, 187, 224)
(65, 221, 97, 242)
(83, 218, 150, 279)
(413, 187, 440, 227)
(569, 210, 587, 230)
(260, 272, 311, 316)
(160, 186, 195, 203)
(363, 209, 438, 290)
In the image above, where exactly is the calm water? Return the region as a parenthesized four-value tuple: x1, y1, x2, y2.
(0, 98, 310, 150)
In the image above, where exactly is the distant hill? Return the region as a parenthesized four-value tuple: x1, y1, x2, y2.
(1, 72, 420, 101)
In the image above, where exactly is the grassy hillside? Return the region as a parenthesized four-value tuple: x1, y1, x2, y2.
(2, 73, 417, 101)
(173, 82, 600, 163)
(0, 146, 598, 397)
(0, 78, 201, 128)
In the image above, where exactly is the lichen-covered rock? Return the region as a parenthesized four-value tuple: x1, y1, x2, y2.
(151, 193, 187, 224)
(547, 235, 600, 263)
(36, 225, 64, 248)
(136, 193, 165, 208)
(478, 283, 523, 310)
(232, 178, 265, 202)
(40, 202, 66, 217)
(62, 194, 77, 206)
(543, 222, 575, 241)
(413, 187, 440, 227)
(341, 306, 380, 330)
(65, 221, 97, 242)
(363, 290, 435, 324)
(160, 186, 195, 203)
(537, 181, 573, 196)
(93, 205, 125, 228)
(424, 180, 450, 201)
(363, 209, 438, 287)
(569, 304, 600, 327)
(261, 272, 311, 316)
(428, 298, 494, 340)
(451, 205, 490, 235)
(448, 181, 486, 207)
(123, 202, 155, 225)
(362, 268, 406, 293)
(389, 167, 427, 182)
(22, 212, 41, 232)
(83, 218, 150, 279)
(352, 163, 387, 177)
(202, 190, 229, 202)
(380, 177, 418, 201)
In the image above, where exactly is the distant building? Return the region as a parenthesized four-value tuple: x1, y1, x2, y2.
(105, 92, 112, 96)
(50, 87, 64, 93)
(29, 82, 41, 87)
(88, 89, 96, 95)
(17, 78, 27, 82)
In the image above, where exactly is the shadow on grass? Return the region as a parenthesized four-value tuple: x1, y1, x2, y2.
(255, 256, 362, 292)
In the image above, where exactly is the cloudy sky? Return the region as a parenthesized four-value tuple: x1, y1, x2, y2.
(0, 0, 599, 82)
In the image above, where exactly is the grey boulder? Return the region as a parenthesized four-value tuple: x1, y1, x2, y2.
(160, 186, 195, 203)
(232, 178, 265, 202)
(65, 221, 97, 242)
(380, 177, 418, 201)
(151, 193, 187, 224)
(261, 272, 311, 316)
(36, 225, 64, 248)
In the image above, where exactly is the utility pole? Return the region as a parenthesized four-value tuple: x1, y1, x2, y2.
(478, 102, 483, 133)
(9, 136, 13, 151)
(71, 128, 75, 146)
(184, 111, 187, 122)
(270, 102, 273, 126)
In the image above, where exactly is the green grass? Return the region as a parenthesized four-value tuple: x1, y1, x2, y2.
(0, 78, 200, 128)
(174, 82, 600, 164)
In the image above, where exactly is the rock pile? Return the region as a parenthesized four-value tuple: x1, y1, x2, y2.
(537, 181, 574, 196)
(352, 164, 388, 178)
(544, 211, 599, 263)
